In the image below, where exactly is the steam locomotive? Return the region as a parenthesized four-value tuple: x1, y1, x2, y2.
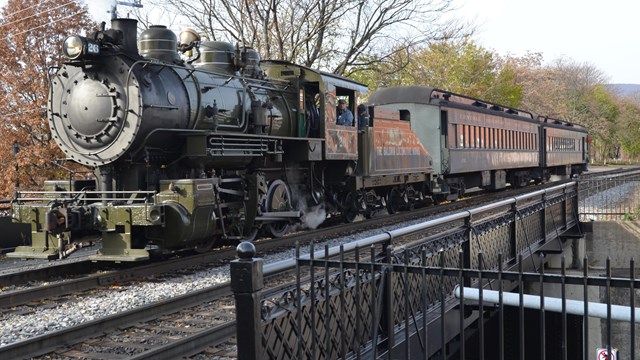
(8, 19, 588, 261)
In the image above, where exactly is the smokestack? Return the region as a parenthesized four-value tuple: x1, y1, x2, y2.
(110, 18, 139, 54)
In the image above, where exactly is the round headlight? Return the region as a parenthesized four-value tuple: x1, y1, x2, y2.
(63, 36, 84, 59)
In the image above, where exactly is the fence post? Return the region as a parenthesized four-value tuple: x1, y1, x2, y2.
(231, 241, 264, 360)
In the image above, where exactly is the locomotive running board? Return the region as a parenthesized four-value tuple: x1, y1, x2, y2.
(254, 210, 303, 222)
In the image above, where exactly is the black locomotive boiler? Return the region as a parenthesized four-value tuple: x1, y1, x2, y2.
(8, 19, 587, 262)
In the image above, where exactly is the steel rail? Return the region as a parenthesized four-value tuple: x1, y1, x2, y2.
(129, 321, 237, 360)
(0, 282, 233, 359)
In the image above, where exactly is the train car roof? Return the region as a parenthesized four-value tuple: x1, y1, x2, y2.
(370, 86, 535, 120)
(370, 86, 589, 133)
(368, 86, 436, 105)
(261, 60, 368, 93)
(538, 116, 588, 132)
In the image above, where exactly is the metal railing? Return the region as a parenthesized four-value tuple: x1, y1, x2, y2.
(578, 170, 640, 221)
(230, 182, 584, 359)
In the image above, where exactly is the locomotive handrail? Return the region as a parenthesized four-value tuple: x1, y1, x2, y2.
(15, 190, 156, 195)
(14, 190, 157, 204)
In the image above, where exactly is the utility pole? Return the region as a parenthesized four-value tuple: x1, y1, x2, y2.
(111, 0, 143, 19)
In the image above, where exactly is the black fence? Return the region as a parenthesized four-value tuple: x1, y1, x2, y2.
(229, 182, 640, 359)
(232, 244, 638, 360)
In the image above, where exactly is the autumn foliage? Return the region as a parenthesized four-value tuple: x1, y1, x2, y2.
(0, 0, 95, 198)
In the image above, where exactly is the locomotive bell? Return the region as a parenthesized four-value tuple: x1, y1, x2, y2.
(179, 28, 200, 48)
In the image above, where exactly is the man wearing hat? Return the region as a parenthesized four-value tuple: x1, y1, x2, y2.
(336, 99, 354, 126)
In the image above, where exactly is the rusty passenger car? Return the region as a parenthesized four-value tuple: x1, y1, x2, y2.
(368, 86, 588, 200)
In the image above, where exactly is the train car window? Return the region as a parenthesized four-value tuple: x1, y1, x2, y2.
(440, 110, 448, 135)
(489, 128, 496, 149)
(532, 133, 535, 149)
(480, 127, 486, 148)
(487, 128, 493, 149)
(502, 129, 506, 149)
(464, 125, 470, 148)
(457, 124, 464, 148)
(471, 126, 475, 148)
(485, 128, 489, 148)
(450, 124, 456, 148)
(531, 133, 535, 150)
(504, 130, 508, 149)
(506, 130, 510, 149)
(400, 110, 411, 121)
(516, 131, 522, 150)
(531, 134, 534, 150)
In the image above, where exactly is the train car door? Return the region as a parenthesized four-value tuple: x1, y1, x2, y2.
(440, 109, 449, 172)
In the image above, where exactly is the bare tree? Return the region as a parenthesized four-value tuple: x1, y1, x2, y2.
(139, 0, 469, 75)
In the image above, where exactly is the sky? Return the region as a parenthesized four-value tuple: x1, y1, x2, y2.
(452, 0, 640, 84)
(2, 0, 637, 84)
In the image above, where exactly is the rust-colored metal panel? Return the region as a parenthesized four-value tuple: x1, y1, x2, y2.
(325, 127, 358, 160)
(365, 118, 433, 176)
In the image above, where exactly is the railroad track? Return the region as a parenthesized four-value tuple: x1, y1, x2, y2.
(2, 279, 237, 359)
